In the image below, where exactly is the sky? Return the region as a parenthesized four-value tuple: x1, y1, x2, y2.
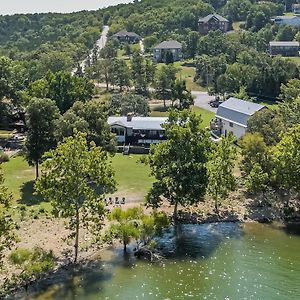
(0, 0, 132, 15)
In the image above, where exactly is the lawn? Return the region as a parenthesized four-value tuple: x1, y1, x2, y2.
(286, 56, 300, 66)
(1, 153, 153, 210)
(150, 105, 215, 128)
(0, 130, 14, 139)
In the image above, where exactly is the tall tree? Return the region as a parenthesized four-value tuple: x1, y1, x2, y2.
(25, 98, 60, 179)
(55, 100, 116, 152)
(35, 131, 116, 262)
(144, 110, 210, 220)
(170, 80, 194, 109)
(207, 134, 237, 213)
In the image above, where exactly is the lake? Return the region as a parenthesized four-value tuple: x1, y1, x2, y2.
(18, 223, 300, 300)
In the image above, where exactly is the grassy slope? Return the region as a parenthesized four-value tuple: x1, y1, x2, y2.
(151, 106, 215, 128)
(1, 154, 153, 209)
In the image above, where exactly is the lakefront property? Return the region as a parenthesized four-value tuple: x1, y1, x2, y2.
(108, 115, 167, 146)
(211, 97, 265, 139)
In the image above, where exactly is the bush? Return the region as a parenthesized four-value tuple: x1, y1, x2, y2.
(9, 247, 55, 276)
(0, 153, 9, 163)
(9, 249, 32, 266)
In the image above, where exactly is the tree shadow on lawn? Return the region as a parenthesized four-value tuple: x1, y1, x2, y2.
(18, 180, 46, 206)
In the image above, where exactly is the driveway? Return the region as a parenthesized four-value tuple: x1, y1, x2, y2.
(192, 91, 217, 113)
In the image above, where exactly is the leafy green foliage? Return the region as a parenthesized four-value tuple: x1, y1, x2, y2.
(107, 93, 150, 116)
(55, 100, 116, 152)
(9, 247, 55, 276)
(207, 134, 237, 212)
(24, 98, 60, 179)
(0, 167, 16, 267)
(144, 109, 210, 219)
(35, 131, 116, 262)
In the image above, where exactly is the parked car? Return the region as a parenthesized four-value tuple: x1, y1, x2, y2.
(209, 97, 222, 108)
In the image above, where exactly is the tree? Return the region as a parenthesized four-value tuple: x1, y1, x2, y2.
(170, 80, 194, 109)
(94, 59, 113, 91)
(239, 132, 270, 176)
(35, 131, 116, 262)
(155, 65, 177, 108)
(247, 108, 284, 146)
(28, 71, 94, 113)
(106, 207, 141, 252)
(185, 31, 199, 59)
(245, 163, 270, 196)
(272, 125, 300, 194)
(25, 98, 60, 179)
(0, 167, 16, 267)
(164, 51, 174, 64)
(112, 59, 131, 91)
(144, 109, 210, 220)
(55, 100, 116, 152)
(279, 78, 300, 103)
(207, 134, 237, 213)
(107, 93, 150, 116)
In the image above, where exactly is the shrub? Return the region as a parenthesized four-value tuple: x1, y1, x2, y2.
(0, 153, 9, 163)
(9, 249, 32, 266)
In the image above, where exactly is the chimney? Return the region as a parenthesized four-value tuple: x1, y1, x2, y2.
(127, 113, 133, 122)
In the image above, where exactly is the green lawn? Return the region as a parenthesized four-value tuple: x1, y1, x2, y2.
(150, 106, 215, 128)
(286, 56, 300, 66)
(111, 154, 153, 194)
(0, 130, 14, 139)
(1, 154, 153, 210)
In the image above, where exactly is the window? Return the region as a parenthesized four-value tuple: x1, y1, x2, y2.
(229, 122, 234, 128)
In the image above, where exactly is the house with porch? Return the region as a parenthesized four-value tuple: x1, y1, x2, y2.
(198, 14, 229, 35)
(112, 30, 141, 43)
(153, 40, 183, 62)
(108, 115, 168, 146)
(211, 97, 265, 139)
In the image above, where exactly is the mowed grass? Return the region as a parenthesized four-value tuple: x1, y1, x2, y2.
(111, 154, 153, 194)
(150, 106, 215, 128)
(0, 130, 14, 139)
(1, 154, 153, 210)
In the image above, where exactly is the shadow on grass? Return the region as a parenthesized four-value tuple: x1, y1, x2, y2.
(151, 105, 169, 112)
(18, 180, 46, 206)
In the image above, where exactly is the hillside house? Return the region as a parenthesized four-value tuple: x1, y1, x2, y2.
(272, 15, 300, 26)
(269, 41, 299, 56)
(153, 40, 182, 62)
(211, 98, 265, 139)
(198, 14, 229, 35)
(108, 115, 167, 146)
(112, 30, 141, 43)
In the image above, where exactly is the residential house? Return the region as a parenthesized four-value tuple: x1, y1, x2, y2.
(153, 40, 182, 62)
(198, 14, 229, 35)
(292, 4, 300, 14)
(272, 15, 300, 26)
(112, 30, 141, 43)
(108, 115, 167, 146)
(269, 41, 299, 56)
(211, 97, 265, 139)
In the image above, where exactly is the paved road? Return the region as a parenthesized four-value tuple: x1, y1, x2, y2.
(72, 25, 110, 75)
(192, 91, 217, 113)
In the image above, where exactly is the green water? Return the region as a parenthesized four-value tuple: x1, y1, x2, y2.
(22, 223, 300, 300)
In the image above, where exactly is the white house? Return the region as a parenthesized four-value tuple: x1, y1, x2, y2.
(108, 115, 168, 145)
(213, 98, 265, 139)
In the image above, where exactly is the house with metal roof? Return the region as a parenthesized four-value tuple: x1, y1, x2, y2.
(198, 14, 229, 35)
(153, 40, 182, 62)
(212, 98, 265, 139)
(112, 30, 141, 43)
(108, 115, 168, 145)
(272, 15, 300, 26)
(269, 41, 299, 56)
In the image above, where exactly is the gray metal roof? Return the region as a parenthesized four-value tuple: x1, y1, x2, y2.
(113, 30, 141, 38)
(270, 41, 299, 47)
(198, 14, 229, 23)
(273, 15, 300, 20)
(108, 116, 168, 130)
(216, 98, 265, 127)
(154, 40, 182, 50)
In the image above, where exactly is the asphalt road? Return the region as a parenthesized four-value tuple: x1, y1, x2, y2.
(191, 91, 217, 113)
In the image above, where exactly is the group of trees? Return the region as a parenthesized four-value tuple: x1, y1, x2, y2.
(144, 109, 237, 219)
(240, 79, 300, 203)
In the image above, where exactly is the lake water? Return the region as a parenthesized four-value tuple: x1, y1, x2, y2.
(22, 223, 300, 300)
